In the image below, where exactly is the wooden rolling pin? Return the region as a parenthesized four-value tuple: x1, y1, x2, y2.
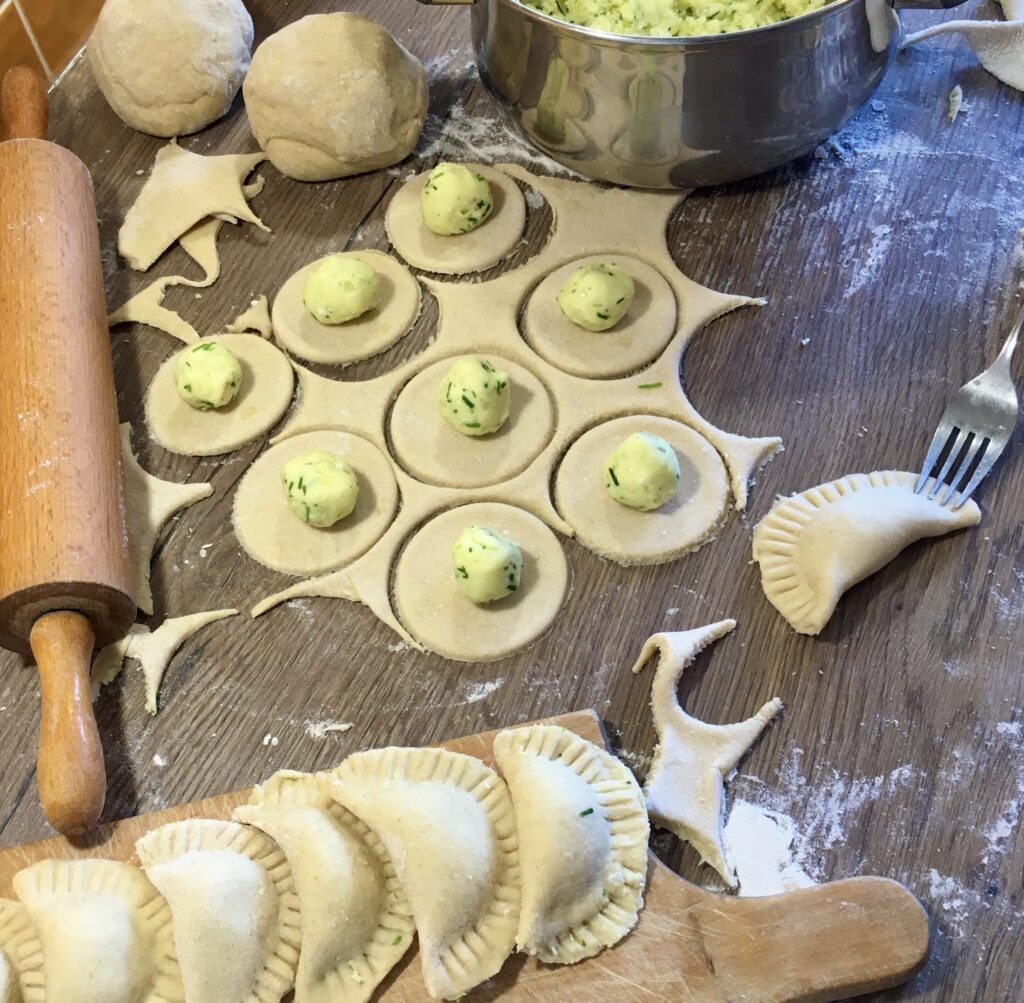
(0, 68, 135, 836)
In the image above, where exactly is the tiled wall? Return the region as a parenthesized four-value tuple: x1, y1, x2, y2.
(0, 0, 103, 86)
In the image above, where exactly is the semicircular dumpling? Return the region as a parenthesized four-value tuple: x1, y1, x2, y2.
(0, 900, 43, 1003)
(135, 820, 300, 1003)
(12, 859, 182, 1003)
(330, 748, 520, 1000)
(753, 471, 981, 635)
(233, 770, 415, 1003)
(492, 725, 649, 964)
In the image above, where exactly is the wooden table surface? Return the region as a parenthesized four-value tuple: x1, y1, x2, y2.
(1, 1, 1021, 1000)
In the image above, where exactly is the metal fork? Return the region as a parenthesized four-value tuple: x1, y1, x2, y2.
(915, 300, 1023, 509)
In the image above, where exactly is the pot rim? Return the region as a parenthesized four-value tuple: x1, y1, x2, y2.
(494, 0, 867, 46)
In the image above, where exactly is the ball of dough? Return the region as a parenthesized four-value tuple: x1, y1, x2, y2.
(452, 526, 523, 604)
(438, 356, 511, 437)
(281, 451, 360, 528)
(303, 255, 382, 325)
(557, 262, 636, 332)
(604, 431, 680, 511)
(174, 340, 243, 411)
(243, 13, 428, 182)
(88, 0, 253, 137)
(421, 163, 494, 235)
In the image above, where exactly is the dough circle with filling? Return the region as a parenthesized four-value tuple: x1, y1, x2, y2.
(146, 334, 294, 456)
(389, 355, 555, 488)
(393, 502, 569, 662)
(272, 251, 422, 365)
(555, 415, 729, 565)
(385, 165, 528, 276)
(523, 255, 677, 378)
(234, 430, 399, 576)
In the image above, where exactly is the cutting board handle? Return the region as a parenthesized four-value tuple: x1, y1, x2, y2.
(31, 612, 106, 836)
(705, 875, 930, 1001)
(0, 66, 48, 141)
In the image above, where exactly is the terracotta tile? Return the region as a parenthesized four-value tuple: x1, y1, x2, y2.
(18, 0, 101, 76)
(0, 1, 47, 87)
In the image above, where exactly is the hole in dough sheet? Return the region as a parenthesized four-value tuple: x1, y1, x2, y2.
(520, 254, 678, 379)
(271, 251, 422, 366)
(384, 165, 528, 276)
(391, 502, 570, 663)
(145, 334, 295, 457)
(554, 414, 730, 566)
(232, 430, 399, 577)
(388, 355, 555, 489)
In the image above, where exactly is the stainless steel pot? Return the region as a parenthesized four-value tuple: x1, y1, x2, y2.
(469, 0, 966, 187)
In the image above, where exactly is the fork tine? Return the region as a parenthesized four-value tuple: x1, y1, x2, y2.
(916, 425, 958, 494)
(952, 438, 1006, 509)
(927, 427, 964, 499)
(941, 433, 984, 505)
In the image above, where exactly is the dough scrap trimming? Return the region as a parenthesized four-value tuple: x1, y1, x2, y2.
(632, 620, 783, 885)
(92, 608, 238, 713)
(120, 424, 213, 614)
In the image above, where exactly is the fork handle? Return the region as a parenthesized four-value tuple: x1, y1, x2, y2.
(996, 300, 1023, 369)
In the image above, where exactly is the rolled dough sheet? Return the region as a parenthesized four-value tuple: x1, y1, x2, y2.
(233, 430, 399, 577)
(389, 355, 555, 489)
(555, 415, 730, 565)
(119, 142, 268, 271)
(271, 250, 421, 365)
(145, 334, 295, 456)
(522, 255, 677, 379)
(385, 165, 527, 276)
(393, 502, 569, 662)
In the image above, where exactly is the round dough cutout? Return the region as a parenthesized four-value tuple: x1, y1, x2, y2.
(146, 334, 295, 456)
(389, 355, 555, 488)
(393, 502, 569, 662)
(272, 250, 422, 365)
(555, 415, 729, 565)
(522, 255, 677, 379)
(385, 165, 527, 276)
(233, 430, 399, 576)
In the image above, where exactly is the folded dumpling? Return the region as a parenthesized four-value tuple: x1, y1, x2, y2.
(12, 859, 182, 1003)
(136, 820, 300, 1003)
(331, 748, 520, 1000)
(0, 900, 43, 1003)
(493, 725, 649, 963)
(234, 770, 414, 1003)
(753, 471, 980, 634)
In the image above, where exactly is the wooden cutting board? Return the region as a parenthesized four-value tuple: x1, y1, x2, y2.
(0, 709, 928, 1002)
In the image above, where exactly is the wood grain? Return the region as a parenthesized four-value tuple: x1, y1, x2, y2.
(0, 1, 1020, 1000)
(0, 709, 929, 1002)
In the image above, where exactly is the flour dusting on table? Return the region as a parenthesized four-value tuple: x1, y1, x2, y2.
(304, 719, 353, 740)
(724, 801, 815, 896)
(461, 677, 506, 704)
(416, 65, 579, 176)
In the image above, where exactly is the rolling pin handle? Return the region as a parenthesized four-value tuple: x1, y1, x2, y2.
(0, 66, 48, 142)
(30, 611, 106, 836)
